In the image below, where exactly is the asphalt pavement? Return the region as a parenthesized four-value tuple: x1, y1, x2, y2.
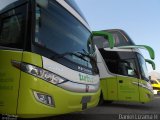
(19, 95, 160, 120)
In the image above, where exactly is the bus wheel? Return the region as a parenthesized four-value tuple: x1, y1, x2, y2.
(98, 92, 104, 106)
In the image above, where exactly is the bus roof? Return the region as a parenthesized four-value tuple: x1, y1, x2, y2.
(103, 29, 136, 46)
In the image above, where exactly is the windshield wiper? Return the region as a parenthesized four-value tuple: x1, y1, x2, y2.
(77, 49, 96, 61)
(51, 52, 88, 62)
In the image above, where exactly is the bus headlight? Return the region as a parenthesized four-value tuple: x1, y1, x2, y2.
(12, 61, 67, 85)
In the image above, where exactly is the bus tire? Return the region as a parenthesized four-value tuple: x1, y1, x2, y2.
(98, 92, 104, 106)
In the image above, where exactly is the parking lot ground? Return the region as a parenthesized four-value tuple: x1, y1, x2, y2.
(19, 95, 160, 120)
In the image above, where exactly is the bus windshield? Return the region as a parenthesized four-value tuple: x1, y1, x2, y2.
(137, 54, 149, 80)
(34, 0, 96, 73)
(93, 30, 135, 48)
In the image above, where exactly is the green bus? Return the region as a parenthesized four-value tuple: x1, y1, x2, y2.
(0, 0, 114, 118)
(93, 29, 155, 104)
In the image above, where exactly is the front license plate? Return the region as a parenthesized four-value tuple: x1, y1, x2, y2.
(81, 96, 91, 110)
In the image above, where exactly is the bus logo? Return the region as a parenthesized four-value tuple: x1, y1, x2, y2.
(79, 73, 94, 83)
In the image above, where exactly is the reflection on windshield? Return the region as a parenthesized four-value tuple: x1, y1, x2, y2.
(64, 0, 87, 22)
(51, 51, 92, 67)
(35, 0, 95, 70)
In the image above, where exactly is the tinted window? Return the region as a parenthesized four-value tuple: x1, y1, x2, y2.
(0, 5, 27, 49)
(99, 50, 119, 74)
(35, 1, 95, 70)
(99, 50, 138, 78)
(118, 59, 138, 77)
(137, 53, 149, 80)
(0, 15, 23, 48)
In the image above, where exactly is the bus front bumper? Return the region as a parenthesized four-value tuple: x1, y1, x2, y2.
(17, 72, 100, 118)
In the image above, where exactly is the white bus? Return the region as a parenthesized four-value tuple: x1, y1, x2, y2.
(93, 29, 155, 104)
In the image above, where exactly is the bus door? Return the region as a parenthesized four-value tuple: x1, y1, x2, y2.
(117, 59, 140, 102)
(0, 3, 27, 114)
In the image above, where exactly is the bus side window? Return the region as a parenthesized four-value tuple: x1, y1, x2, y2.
(0, 5, 27, 49)
(118, 59, 138, 78)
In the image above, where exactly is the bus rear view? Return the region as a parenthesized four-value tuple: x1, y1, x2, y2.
(0, 0, 105, 118)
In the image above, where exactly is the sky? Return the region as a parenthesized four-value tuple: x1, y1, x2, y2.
(75, 0, 160, 73)
(0, 0, 160, 73)
(0, 0, 16, 9)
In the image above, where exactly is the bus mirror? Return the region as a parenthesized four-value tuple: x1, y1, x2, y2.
(92, 31, 115, 49)
(145, 59, 156, 70)
(36, 0, 48, 8)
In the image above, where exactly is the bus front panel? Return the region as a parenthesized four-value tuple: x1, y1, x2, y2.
(16, 52, 100, 118)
